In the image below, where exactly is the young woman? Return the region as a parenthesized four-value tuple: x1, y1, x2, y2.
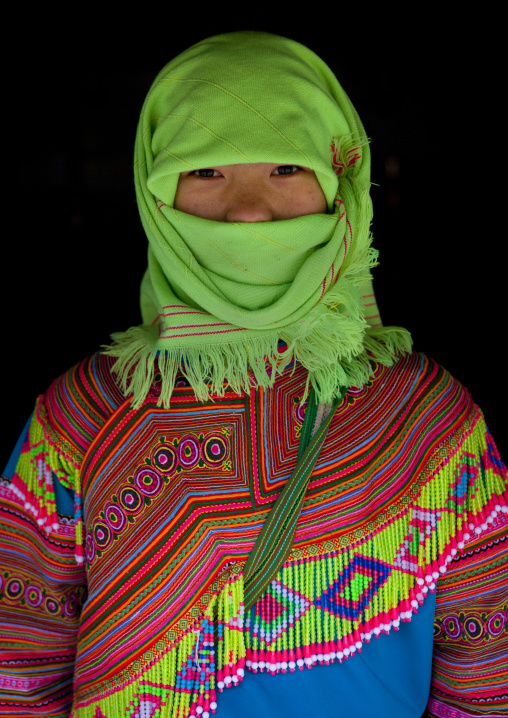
(1, 31, 506, 718)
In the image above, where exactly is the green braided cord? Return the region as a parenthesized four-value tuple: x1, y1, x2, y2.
(244, 388, 344, 610)
(295, 391, 319, 465)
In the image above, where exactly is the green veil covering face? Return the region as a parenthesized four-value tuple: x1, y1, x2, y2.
(106, 31, 411, 406)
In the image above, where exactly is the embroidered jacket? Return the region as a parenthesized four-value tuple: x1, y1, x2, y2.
(1, 352, 507, 717)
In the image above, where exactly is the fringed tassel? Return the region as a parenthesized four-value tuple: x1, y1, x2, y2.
(105, 278, 411, 411)
(243, 411, 507, 674)
(364, 326, 413, 365)
(9, 397, 83, 563)
(70, 412, 506, 716)
(330, 134, 370, 181)
(71, 573, 246, 718)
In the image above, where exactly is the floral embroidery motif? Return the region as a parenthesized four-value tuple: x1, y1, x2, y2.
(434, 608, 507, 642)
(0, 571, 84, 618)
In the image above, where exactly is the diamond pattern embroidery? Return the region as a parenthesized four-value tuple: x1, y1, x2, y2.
(259, 554, 393, 633)
(315, 554, 392, 620)
(393, 508, 438, 574)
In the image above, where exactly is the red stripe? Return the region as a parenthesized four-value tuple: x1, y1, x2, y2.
(159, 327, 245, 338)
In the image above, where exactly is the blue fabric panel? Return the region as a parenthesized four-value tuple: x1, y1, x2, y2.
(2, 414, 33, 478)
(218, 592, 435, 718)
(53, 472, 75, 516)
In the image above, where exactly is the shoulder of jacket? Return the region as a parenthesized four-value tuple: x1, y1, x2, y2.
(40, 352, 126, 457)
(364, 352, 476, 450)
(384, 351, 471, 403)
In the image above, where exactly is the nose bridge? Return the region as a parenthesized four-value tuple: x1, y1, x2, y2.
(225, 172, 273, 222)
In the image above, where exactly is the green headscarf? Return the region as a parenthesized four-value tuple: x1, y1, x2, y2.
(106, 31, 411, 406)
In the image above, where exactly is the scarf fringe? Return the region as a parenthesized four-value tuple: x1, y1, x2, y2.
(105, 245, 411, 408)
(105, 320, 411, 409)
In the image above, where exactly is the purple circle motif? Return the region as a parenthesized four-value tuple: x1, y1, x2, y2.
(295, 400, 307, 424)
(25, 585, 43, 608)
(5, 577, 24, 600)
(487, 611, 506, 637)
(202, 434, 228, 466)
(85, 532, 96, 563)
(119, 486, 143, 515)
(443, 614, 461, 639)
(94, 521, 112, 550)
(64, 593, 78, 618)
(44, 596, 60, 615)
(178, 436, 200, 468)
(152, 444, 177, 475)
(134, 467, 162, 497)
(104, 503, 127, 533)
(464, 616, 484, 641)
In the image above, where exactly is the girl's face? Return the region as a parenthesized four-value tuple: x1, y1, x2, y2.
(174, 163, 328, 221)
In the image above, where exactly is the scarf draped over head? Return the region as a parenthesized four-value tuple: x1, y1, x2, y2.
(106, 31, 411, 406)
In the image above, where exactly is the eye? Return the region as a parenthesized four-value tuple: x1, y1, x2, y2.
(272, 165, 302, 176)
(188, 168, 222, 178)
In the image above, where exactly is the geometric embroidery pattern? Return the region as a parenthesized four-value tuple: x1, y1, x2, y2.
(315, 554, 392, 619)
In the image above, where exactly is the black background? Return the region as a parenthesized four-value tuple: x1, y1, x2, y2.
(2, 17, 505, 469)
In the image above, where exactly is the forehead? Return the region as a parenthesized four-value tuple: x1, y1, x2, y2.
(141, 33, 363, 208)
